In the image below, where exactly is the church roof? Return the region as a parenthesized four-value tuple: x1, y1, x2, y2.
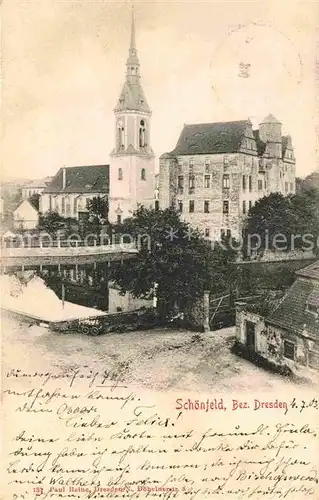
(114, 7, 150, 114)
(115, 80, 150, 113)
(43, 165, 109, 194)
(165, 120, 250, 156)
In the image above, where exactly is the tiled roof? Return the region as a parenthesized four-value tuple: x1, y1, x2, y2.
(166, 120, 249, 156)
(267, 276, 319, 339)
(43, 165, 109, 194)
(115, 81, 150, 113)
(296, 261, 319, 281)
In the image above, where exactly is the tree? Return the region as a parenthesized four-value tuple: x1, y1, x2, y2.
(243, 191, 319, 255)
(80, 196, 109, 238)
(87, 196, 109, 224)
(110, 206, 237, 320)
(37, 210, 66, 236)
(29, 193, 40, 211)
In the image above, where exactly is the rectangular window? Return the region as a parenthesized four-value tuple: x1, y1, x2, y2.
(205, 228, 210, 237)
(249, 175, 252, 192)
(73, 198, 78, 214)
(118, 168, 123, 180)
(178, 176, 184, 188)
(189, 200, 194, 213)
(226, 229, 231, 238)
(189, 175, 195, 189)
(189, 157, 194, 167)
(285, 182, 288, 193)
(249, 200, 252, 211)
(290, 182, 294, 191)
(178, 201, 183, 213)
(204, 175, 210, 188)
(220, 229, 225, 239)
(242, 201, 246, 214)
(204, 201, 210, 213)
(205, 158, 210, 171)
(258, 179, 263, 191)
(283, 340, 295, 360)
(49, 195, 52, 211)
(242, 175, 246, 191)
(223, 201, 229, 214)
(117, 214, 122, 224)
(223, 174, 230, 189)
(223, 156, 229, 165)
(307, 303, 318, 315)
(61, 197, 65, 214)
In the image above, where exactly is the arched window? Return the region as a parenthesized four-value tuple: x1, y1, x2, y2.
(139, 120, 146, 148)
(118, 168, 123, 181)
(141, 168, 146, 181)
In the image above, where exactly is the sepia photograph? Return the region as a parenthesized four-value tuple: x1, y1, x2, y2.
(1, 0, 319, 498)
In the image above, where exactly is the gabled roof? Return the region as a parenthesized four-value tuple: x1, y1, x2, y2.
(164, 120, 250, 156)
(296, 261, 319, 281)
(28, 196, 40, 211)
(43, 165, 109, 194)
(267, 276, 319, 339)
(14, 199, 39, 214)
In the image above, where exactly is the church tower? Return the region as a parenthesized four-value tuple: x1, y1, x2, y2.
(109, 7, 155, 224)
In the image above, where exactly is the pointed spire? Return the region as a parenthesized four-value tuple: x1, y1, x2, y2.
(127, 5, 139, 68)
(130, 5, 136, 51)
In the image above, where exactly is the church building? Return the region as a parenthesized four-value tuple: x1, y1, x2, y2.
(41, 9, 155, 224)
(108, 8, 155, 223)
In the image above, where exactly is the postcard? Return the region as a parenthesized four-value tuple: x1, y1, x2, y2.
(1, 0, 318, 499)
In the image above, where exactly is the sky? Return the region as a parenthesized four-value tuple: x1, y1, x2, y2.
(2, 0, 318, 180)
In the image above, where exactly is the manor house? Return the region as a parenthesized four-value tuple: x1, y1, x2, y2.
(158, 116, 296, 239)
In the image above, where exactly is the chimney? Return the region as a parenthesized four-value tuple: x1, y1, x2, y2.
(62, 168, 66, 189)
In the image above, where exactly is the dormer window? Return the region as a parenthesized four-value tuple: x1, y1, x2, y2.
(307, 303, 318, 317)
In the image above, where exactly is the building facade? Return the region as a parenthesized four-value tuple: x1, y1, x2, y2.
(13, 199, 39, 230)
(22, 177, 53, 200)
(159, 115, 296, 239)
(41, 165, 109, 219)
(236, 261, 319, 373)
(109, 9, 155, 223)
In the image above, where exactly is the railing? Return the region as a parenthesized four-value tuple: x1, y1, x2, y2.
(1, 242, 138, 258)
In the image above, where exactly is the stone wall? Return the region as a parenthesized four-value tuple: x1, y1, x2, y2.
(236, 308, 319, 373)
(159, 150, 295, 240)
(108, 286, 152, 314)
